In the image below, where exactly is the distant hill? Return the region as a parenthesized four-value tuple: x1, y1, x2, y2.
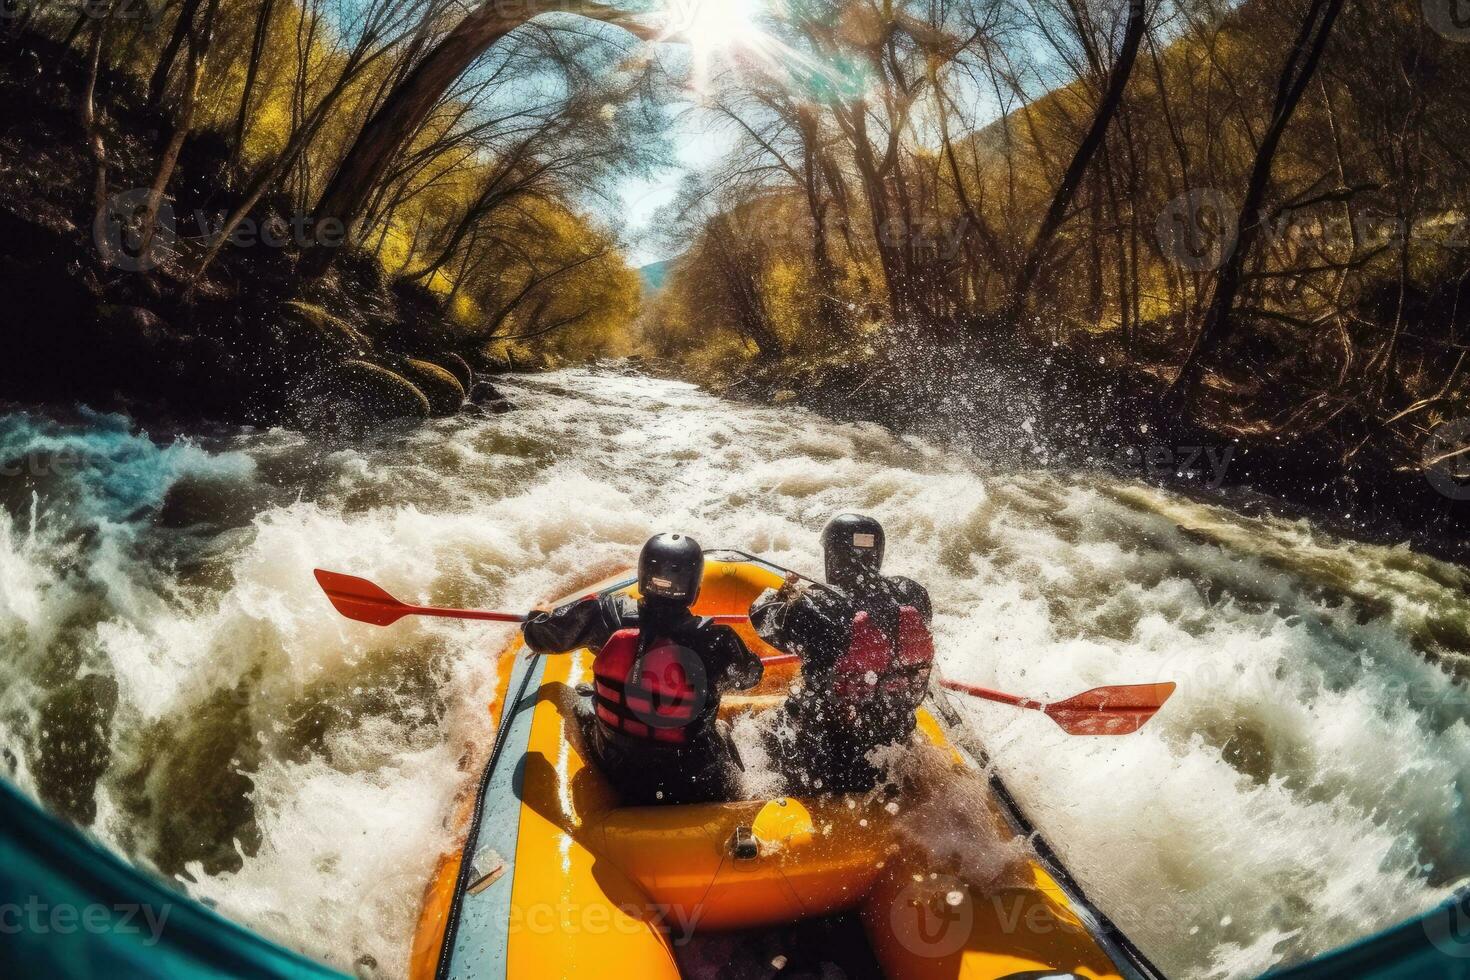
(639, 259, 675, 293)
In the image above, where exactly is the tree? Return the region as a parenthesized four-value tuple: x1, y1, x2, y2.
(298, 0, 660, 279)
(1167, 0, 1348, 409)
(184, 0, 437, 287)
(1012, 0, 1147, 309)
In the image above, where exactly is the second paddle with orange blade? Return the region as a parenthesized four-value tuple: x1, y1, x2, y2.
(941, 679, 1176, 736)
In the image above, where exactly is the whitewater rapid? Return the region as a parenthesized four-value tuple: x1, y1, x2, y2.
(1, 369, 1468, 978)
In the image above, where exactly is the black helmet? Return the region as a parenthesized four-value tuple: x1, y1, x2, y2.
(822, 514, 885, 587)
(638, 533, 704, 605)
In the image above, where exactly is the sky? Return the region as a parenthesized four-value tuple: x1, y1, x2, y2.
(601, 0, 798, 268)
(599, 0, 1024, 268)
(599, 13, 1009, 270)
(614, 108, 733, 267)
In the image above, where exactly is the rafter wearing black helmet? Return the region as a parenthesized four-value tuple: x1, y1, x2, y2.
(523, 533, 762, 805)
(752, 515, 935, 793)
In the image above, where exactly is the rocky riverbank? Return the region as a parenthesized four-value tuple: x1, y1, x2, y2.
(0, 38, 519, 432)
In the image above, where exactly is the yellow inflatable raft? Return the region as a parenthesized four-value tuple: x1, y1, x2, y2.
(410, 552, 1163, 980)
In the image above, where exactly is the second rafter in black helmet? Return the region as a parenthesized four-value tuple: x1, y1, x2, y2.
(821, 514, 885, 588)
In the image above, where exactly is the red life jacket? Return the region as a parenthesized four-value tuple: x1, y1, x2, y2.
(828, 607, 935, 713)
(593, 629, 704, 745)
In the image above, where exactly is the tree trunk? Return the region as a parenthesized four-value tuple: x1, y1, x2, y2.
(1012, 0, 1146, 310)
(148, 0, 205, 107)
(1167, 0, 1347, 409)
(138, 0, 220, 260)
(797, 108, 842, 334)
(228, 0, 278, 175)
(842, 102, 910, 320)
(81, 2, 114, 230)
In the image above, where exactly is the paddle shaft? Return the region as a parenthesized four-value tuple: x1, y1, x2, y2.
(363, 603, 747, 627)
(939, 679, 1044, 712)
(317, 569, 748, 628)
(764, 661, 1169, 736)
(400, 604, 526, 624)
(766, 664, 1070, 713)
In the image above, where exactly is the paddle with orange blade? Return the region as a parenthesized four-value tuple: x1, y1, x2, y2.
(316, 570, 528, 626)
(758, 653, 1172, 735)
(316, 569, 750, 628)
(940, 679, 1176, 736)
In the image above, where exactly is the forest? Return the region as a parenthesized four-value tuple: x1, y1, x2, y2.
(3, 0, 1470, 534)
(649, 1, 1470, 522)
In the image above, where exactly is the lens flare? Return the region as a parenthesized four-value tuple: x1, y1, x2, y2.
(664, 0, 766, 52)
(661, 0, 778, 93)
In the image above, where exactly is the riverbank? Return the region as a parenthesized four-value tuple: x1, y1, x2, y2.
(0, 36, 519, 432)
(702, 334, 1470, 567)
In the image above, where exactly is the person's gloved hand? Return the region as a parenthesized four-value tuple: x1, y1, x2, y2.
(775, 573, 804, 600)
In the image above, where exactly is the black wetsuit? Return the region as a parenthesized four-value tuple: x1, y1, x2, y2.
(523, 594, 762, 804)
(751, 576, 934, 792)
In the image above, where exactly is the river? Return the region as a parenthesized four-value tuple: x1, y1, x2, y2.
(1, 368, 1467, 978)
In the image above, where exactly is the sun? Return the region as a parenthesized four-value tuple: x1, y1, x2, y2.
(659, 0, 780, 94)
(663, 0, 767, 56)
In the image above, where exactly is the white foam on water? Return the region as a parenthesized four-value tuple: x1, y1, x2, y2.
(181, 744, 464, 978)
(2, 370, 1468, 978)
